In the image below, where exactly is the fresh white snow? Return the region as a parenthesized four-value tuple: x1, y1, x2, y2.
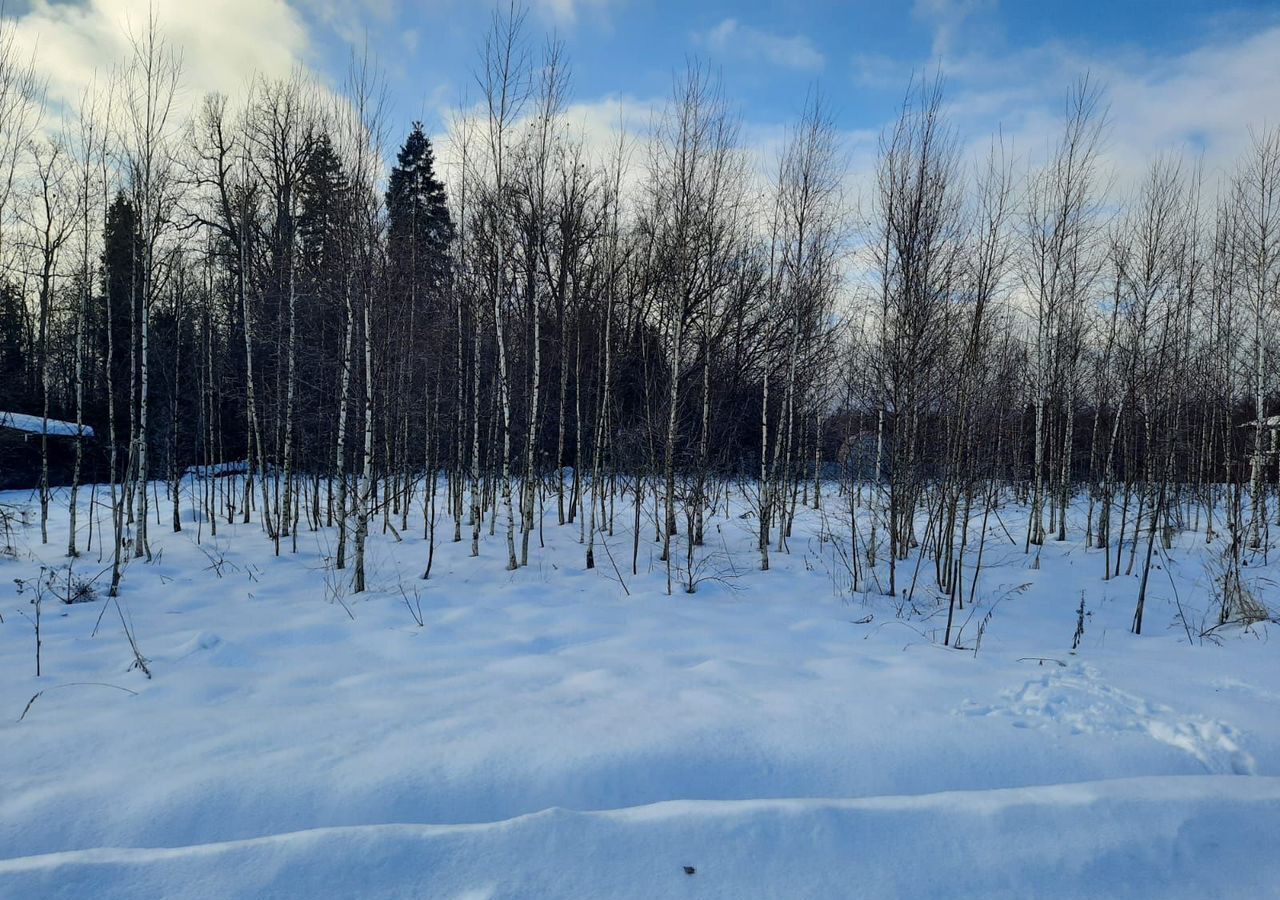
(1, 481, 1277, 898)
(5, 778, 1278, 899)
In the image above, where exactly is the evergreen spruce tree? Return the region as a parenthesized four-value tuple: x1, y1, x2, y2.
(296, 131, 353, 468)
(0, 279, 28, 411)
(386, 123, 455, 306)
(99, 191, 142, 444)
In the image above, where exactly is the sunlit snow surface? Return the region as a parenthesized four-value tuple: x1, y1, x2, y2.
(1, 482, 1277, 898)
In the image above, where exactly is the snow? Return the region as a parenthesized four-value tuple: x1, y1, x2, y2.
(0, 410, 94, 439)
(4, 777, 1278, 899)
(1, 481, 1278, 897)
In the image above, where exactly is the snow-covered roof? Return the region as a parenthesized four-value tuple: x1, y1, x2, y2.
(0, 411, 95, 438)
(1244, 415, 1280, 428)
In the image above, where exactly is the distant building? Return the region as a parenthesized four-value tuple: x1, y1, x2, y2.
(1242, 415, 1280, 458)
(0, 412, 98, 490)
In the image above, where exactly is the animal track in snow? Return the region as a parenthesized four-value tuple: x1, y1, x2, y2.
(1212, 677, 1280, 705)
(963, 663, 1257, 775)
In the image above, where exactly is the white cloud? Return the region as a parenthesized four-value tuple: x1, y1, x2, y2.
(531, 0, 623, 28)
(434, 92, 656, 202)
(700, 18, 825, 72)
(911, 0, 996, 59)
(935, 25, 1280, 190)
(849, 14, 1280, 200)
(10, 0, 314, 115)
(295, 0, 397, 47)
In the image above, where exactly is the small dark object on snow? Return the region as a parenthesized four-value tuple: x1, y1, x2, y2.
(683, 866, 696, 876)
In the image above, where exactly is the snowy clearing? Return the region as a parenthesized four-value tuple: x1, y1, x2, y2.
(1, 482, 1278, 898)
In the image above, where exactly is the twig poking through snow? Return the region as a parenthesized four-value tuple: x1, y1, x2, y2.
(18, 682, 139, 723)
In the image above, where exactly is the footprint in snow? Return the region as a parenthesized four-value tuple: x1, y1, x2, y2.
(961, 662, 1256, 776)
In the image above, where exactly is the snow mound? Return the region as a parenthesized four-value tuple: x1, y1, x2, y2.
(1, 776, 1276, 899)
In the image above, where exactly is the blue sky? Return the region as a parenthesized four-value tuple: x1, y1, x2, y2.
(11, 0, 1280, 184)
(288, 0, 1280, 146)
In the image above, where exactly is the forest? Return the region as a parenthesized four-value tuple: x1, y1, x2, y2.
(1, 6, 1276, 636)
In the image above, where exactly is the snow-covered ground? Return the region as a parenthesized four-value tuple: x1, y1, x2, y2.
(1, 482, 1277, 898)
